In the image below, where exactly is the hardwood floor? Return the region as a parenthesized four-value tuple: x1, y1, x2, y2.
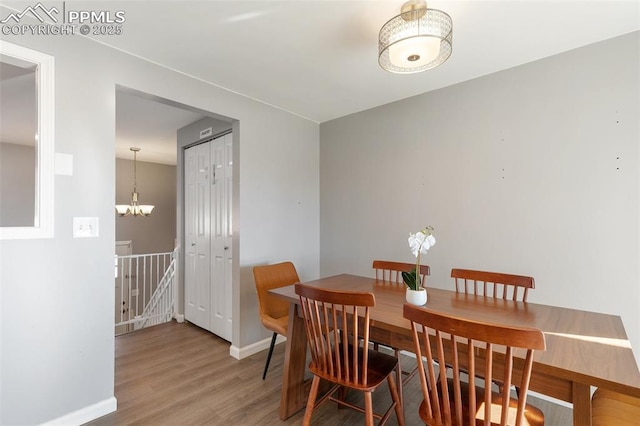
(85, 321, 573, 425)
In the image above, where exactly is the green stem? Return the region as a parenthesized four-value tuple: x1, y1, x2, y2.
(416, 251, 421, 289)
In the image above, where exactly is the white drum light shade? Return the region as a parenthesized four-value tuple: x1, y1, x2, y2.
(379, 0, 453, 74)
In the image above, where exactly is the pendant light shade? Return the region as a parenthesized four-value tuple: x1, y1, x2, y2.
(379, 0, 453, 74)
(116, 147, 155, 217)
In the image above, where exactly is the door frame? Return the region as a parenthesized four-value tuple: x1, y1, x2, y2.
(177, 120, 239, 350)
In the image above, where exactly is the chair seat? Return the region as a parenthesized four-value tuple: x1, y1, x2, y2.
(419, 380, 544, 426)
(260, 313, 287, 336)
(310, 344, 399, 392)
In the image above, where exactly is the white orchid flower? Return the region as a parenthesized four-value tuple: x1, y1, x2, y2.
(408, 232, 426, 257)
(426, 234, 436, 247)
(408, 229, 435, 257)
(404, 226, 435, 291)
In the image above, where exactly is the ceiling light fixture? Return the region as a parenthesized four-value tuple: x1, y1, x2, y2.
(378, 0, 453, 74)
(115, 147, 155, 217)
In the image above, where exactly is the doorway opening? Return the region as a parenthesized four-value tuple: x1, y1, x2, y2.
(115, 86, 238, 344)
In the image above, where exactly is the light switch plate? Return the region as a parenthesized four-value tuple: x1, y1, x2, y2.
(55, 153, 73, 176)
(73, 217, 99, 238)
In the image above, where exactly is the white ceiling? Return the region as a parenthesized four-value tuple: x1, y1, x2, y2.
(115, 91, 208, 165)
(3, 1, 640, 164)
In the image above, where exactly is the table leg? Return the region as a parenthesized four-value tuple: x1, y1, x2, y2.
(279, 303, 308, 420)
(572, 382, 592, 426)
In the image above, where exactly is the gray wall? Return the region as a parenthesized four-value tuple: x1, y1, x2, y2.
(0, 142, 35, 226)
(320, 32, 640, 361)
(115, 158, 177, 254)
(0, 8, 320, 424)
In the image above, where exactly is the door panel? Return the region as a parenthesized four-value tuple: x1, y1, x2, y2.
(184, 148, 197, 320)
(184, 143, 211, 330)
(210, 133, 232, 340)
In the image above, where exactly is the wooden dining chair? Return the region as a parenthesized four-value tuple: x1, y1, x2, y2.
(253, 261, 300, 380)
(592, 388, 640, 425)
(373, 260, 430, 286)
(403, 303, 546, 426)
(295, 283, 404, 426)
(372, 260, 430, 403)
(451, 268, 535, 302)
(452, 268, 536, 396)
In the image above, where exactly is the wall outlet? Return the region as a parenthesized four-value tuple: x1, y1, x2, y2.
(73, 217, 99, 238)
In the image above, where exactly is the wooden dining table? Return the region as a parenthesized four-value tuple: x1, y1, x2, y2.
(269, 274, 640, 426)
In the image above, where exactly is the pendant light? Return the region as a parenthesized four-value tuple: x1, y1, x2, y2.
(115, 147, 155, 217)
(378, 0, 453, 74)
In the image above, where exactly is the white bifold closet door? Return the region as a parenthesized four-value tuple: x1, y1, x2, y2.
(184, 132, 232, 341)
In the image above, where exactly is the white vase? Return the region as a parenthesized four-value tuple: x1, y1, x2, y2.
(406, 288, 427, 306)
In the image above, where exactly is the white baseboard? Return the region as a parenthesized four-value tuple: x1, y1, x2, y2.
(40, 396, 117, 426)
(529, 390, 574, 409)
(230, 334, 286, 360)
(174, 313, 185, 323)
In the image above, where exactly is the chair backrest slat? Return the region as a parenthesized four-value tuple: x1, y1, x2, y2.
(485, 342, 494, 425)
(467, 337, 476, 426)
(434, 330, 451, 423)
(451, 268, 534, 302)
(450, 334, 463, 423)
(295, 283, 375, 387)
(501, 346, 514, 425)
(404, 304, 545, 426)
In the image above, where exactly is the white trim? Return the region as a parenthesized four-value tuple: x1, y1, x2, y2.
(174, 313, 185, 323)
(230, 334, 287, 360)
(40, 397, 117, 426)
(0, 41, 55, 240)
(529, 390, 574, 409)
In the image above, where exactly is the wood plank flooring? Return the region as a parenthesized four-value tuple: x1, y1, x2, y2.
(85, 321, 573, 425)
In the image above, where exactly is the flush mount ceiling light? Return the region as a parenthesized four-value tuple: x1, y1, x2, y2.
(115, 147, 155, 217)
(378, 0, 453, 74)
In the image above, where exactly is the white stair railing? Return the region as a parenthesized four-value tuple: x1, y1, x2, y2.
(115, 249, 177, 334)
(139, 252, 177, 328)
